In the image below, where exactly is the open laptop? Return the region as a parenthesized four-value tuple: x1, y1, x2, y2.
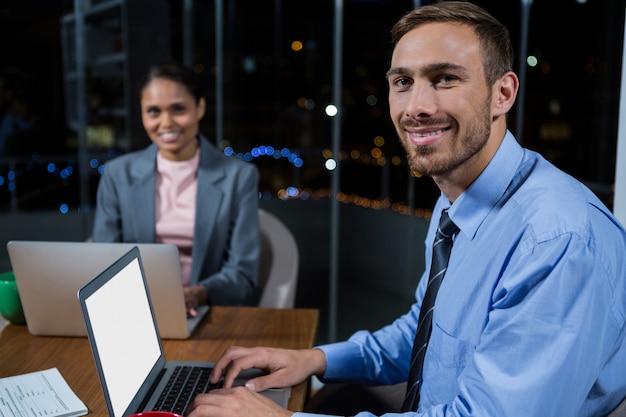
(77, 246, 289, 417)
(7, 240, 209, 339)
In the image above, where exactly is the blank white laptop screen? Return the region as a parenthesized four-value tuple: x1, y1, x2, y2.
(84, 257, 161, 417)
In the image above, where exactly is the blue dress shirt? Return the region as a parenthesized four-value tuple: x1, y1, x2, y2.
(301, 131, 626, 417)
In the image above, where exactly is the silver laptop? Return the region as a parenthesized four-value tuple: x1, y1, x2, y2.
(78, 246, 289, 417)
(7, 240, 209, 339)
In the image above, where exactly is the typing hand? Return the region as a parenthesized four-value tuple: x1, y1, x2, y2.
(209, 346, 326, 393)
(186, 385, 293, 417)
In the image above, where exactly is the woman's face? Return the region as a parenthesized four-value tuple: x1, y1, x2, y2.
(140, 77, 205, 161)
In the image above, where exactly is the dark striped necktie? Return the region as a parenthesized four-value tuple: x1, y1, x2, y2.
(402, 209, 459, 412)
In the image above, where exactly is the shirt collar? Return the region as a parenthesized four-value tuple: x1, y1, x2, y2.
(447, 130, 524, 240)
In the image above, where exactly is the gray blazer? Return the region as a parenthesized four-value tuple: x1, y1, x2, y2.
(92, 136, 260, 305)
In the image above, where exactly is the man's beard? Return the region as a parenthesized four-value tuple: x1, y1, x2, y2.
(400, 101, 492, 177)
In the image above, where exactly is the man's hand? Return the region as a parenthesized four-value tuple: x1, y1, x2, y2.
(210, 346, 327, 392)
(186, 386, 292, 417)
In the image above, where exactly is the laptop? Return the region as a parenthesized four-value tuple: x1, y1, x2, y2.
(77, 246, 289, 417)
(7, 240, 209, 339)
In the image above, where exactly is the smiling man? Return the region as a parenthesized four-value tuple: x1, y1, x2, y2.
(185, 2, 626, 417)
(386, 18, 511, 201)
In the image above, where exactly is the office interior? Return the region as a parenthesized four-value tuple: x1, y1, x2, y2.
(1, 0, 625, 345)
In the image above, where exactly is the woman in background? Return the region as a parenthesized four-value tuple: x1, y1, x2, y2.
(92, 62, 260, 314)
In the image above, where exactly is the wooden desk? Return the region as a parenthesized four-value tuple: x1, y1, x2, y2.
(0, 306, 319, 416)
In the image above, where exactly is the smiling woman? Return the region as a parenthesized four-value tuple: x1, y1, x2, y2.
(139, 64, 206, 162)
(91, 62, 262, 312)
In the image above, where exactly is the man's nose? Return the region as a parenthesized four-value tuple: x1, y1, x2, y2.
(405, 82, 436, 118)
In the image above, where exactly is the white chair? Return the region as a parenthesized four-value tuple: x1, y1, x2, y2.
(257, 208, 299, 308)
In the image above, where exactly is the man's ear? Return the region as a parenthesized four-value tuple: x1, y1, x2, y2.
(492, 71, 519, 117)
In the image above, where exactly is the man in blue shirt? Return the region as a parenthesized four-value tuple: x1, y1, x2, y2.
(186, 2, 626, 416)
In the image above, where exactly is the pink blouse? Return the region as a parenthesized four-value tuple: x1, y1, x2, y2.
(155, 148, 200, 285)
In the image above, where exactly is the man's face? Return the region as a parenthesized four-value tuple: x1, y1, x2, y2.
(387, 22, 496, 179)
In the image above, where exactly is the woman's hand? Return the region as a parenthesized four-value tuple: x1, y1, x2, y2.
(183, 285, 209, 317)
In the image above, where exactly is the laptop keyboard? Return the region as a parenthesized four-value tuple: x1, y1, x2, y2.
(154, 365, 221, 415)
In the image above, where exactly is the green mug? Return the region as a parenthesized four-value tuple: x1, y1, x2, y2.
(0, 271, 26, 325)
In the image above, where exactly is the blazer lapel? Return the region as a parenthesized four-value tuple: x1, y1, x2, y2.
(129, 145, 158, 243)
(191, 138, 226, 284)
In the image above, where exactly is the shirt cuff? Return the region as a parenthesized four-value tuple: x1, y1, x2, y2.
(316, 341, 364, 381)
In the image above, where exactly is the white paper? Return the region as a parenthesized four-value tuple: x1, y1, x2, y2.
(0, 368, 88, 417)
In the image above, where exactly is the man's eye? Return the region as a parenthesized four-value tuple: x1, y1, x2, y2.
(436, 74, 457, 85)
(393, 77, 411, 88)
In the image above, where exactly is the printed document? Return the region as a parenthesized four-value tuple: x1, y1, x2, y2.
(0, 368, 88, 417)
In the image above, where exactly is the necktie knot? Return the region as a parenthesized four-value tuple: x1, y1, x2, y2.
(437, 210, 459, 240)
